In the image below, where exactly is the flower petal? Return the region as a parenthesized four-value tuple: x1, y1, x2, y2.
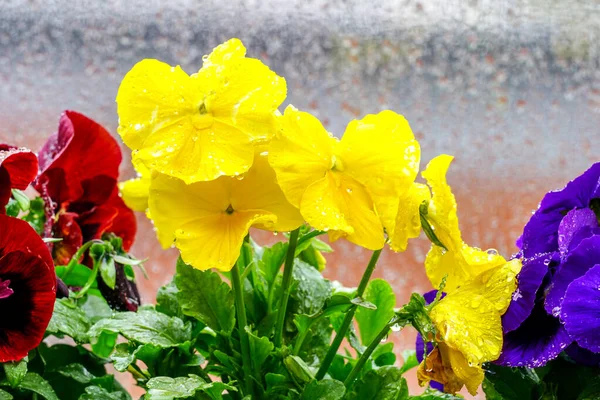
(565, 343, 600, 367)
(119, 161, 151, 213)
(0, 145, 38, 189)
(149, 172, 231, 248)
(201, 40, 287, 142)
(337, 111, 420, 237)
(557, 208, 600, 260)
(502, 254, 550, 333)
(0, 214, 55, 362)
(176, 210, 275, 271)
(545, 235, 600, 317)
(496, 302, 571, 367)
(269, 106, 334, 207)
(230, 153, 303, 232)
(443, 345, 484, 396)
(561, 263, 600, 352)
(388, 182, 431, 252)
(36, 111, 122, 205)
(519, 162, 600, 258)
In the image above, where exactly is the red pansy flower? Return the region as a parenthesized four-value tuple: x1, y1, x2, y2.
(35, 111, 137, 265)
(0, 214, 56, 362)
(0, 145, 38, 213)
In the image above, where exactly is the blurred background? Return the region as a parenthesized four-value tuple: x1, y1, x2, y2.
(2, 0, 600, 397)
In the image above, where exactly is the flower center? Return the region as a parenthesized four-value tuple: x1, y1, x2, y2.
(0, 278, 13, 300)
(590, 198, 600, 223)
(225, 204, 235, 215)
(331, 155, 345, 172)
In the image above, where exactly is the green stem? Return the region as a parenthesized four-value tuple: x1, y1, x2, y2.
(292, 312, 323, 356)
(273, 228, 301, 347)
(343, 316, 400, 388)
(61, 240, 97, 281)
(231, 260, 254, 398)
(315, 249, 382, 380)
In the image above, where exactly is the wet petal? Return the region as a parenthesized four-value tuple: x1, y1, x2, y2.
(337, 110, 420, 237)
(557, 208, 600, 259)
(268, 106, 333, 207)
(231, 153, 303, 232)
(519, 162, 600, 257)
(561, 264, 600, 352)
(176, 210, 275, 271)
(502, 254, 550, 333)
(496, 302, 572, 367)
(119, 161, 151, 212)
(545, 235, 600, 316)
(388, 182, 430, 252)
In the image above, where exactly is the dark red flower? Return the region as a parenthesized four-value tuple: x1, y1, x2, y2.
(0, 214, 56, 362)
(35, 111, 137, 265)
(0, 145, 38, 213)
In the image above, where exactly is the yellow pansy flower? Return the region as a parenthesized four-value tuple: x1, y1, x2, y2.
(417, 154, 523, 395)
(116, 38, 286, 184)
(119, 159, 150, 213)
(268, 106, 420, 250)
(148, 152, 303, 271)
(421, 155, 508, 292)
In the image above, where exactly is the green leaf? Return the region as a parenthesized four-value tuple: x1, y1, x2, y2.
(56, 264, 95, 288)
(56, 363, 97, 383)
(79, 294, 113, 323)
(483, 363, 540, 400)
(259, 241, 287, 287)
(372, 342, 396, 367)
(79, 386, 129, 400)
(301, 379, 345, 400)
(291, 259, 331, 315)
(156, 281, 183, 318)
(246, 327, 274, 375)
(0, 389, 13, 400)
(3, 357, 27, 387)
(100, 257, 117, 289)
(284, 356, 314, 385)
(350, 297, 377, 310)
(46, 299, 91, 343)
(145, 375, 235, 400)
(355, 279, 396, 345)
(352, 366, 408, 400)
(14, 373, 59, 400)
(175, 259, 235, 335)
(22, 197, 46, 234)
(409, 388, 462, 399)
(89, 309, 191, 348)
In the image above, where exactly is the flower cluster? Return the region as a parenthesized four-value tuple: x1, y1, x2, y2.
(498, 163, 600, 367)
(117, 37, 521, 396)
(118, 39, 426, 271)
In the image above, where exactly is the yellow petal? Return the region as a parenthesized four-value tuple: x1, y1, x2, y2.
(116, 59, 204, 151)
(176, 210, 275, 271)
(119, 161, 151, 212)
(417, 346, 465, 395)
(134, 118, 255, 184)
(203, 38, 247, 66)
(337, 110, 420, 235)
(197, 39, 286, 143)
(231, 152, 304, 232)
(148, 172, 231, 248)
(442, 344, 484, 396)
(430, 283, 504, 365)
(388, 182, 431, 252)
(300, 172, 353, 235)
(269, 106, 334, 207)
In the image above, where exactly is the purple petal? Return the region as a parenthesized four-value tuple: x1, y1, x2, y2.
(558, 208, 600, 259)
(496, 302, 571, 367)
(520, 162, 600, 258)
(545, 235, 600, 316)
(502, 255, 550, 333)
(561, 264, 600, 353)
(423, 290, 440, 305)
(565, 343, 600, 367)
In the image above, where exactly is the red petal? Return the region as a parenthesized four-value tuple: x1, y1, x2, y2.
(0, 215, 55, 362)
(105, 189, 137, 251)
(35, 111, 122, 205)
(52, 213, 83, 266)
(0, 145, 38, 211)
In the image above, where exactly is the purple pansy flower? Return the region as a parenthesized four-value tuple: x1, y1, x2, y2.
(497, 162, 600, 367)
(415, 290, 444, 391)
